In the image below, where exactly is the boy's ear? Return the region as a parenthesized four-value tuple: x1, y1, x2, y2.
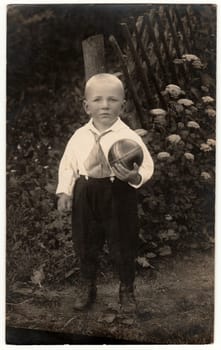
(83, 99, 90, 115)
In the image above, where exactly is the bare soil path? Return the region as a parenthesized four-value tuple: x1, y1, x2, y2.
(6, 249, 214, 344)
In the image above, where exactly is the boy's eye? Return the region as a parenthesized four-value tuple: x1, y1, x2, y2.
(92, 97, 118, 102)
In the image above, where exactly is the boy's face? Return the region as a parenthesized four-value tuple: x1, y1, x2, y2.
(83, 79, 125, 129)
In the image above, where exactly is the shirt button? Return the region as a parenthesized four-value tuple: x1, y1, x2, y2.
(110, 176, 115, 183)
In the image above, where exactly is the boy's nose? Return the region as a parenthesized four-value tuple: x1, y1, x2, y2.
(100, 99, 109, 108)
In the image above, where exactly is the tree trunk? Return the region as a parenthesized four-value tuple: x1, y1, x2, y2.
(82, 34, 105, 81)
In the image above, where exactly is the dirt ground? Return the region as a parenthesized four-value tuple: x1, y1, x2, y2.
(6, 248, 214, 344)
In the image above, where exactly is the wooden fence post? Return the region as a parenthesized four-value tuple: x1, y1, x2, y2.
(82, 34, 105, 81)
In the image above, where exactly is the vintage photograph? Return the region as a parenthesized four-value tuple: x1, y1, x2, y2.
(6, 2, 216, 345)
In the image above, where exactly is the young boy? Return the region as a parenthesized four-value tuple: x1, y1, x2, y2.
(56, 73, 154, 313)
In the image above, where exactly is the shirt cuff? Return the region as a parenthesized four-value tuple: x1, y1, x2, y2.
(56, 179, 76, 197)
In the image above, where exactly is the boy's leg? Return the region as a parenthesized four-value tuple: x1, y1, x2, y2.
(72, 177, 105, 309)
(106, 179, 139, 312)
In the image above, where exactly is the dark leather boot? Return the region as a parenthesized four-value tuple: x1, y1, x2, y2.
(119, 283, 137, 313)
(73, 279, 97, 310)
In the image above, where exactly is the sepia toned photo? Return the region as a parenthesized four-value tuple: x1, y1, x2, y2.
(6, 2, 216, 345)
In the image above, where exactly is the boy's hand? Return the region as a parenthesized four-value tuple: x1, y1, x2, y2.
(57, 193, 72, 212)
(112, 162, 141, 185)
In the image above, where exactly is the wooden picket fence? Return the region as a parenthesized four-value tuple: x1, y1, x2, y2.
(108, 4, 216, 128)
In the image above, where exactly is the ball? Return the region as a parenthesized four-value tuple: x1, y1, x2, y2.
(108, 138, 144, 171)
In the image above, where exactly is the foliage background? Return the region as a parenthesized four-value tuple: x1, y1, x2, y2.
(7, 4, 216, 288)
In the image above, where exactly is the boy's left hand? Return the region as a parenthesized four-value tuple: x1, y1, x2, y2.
(112, 162, 141, 185)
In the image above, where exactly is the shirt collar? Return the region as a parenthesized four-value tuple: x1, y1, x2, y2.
(86, 117, 126, 134)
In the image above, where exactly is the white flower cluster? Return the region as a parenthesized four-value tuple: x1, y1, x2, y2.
(205, 108, 216, 118)
(164, 84, 185, 99)
(178, 98, 194, 107)
(192, 61, 204, 69)
(165, 214, 173, 221)
(184, 152, 195, 161)
(150, 109, 167, 126)
(199, 138, 216, 152)
(202, 96, 214, 104)
(182, 54, 200, 62)
(201, 171, 211, 180)
(182, 54, 203, 69)
(200, 143, 213, 152)
(187, 121, 200, 129)
(167, 134, 181, 144)
(157, 152, 170, 160)
(150, 108, 167, 117)
(207, 139, 216, 147)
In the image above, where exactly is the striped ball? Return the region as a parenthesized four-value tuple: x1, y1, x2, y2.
(108, 139, 143, 170)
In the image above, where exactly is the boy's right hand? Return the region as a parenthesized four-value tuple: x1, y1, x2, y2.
(57, 193, 72, 212)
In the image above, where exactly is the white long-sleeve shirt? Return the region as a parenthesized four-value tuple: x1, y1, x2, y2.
(56, 118, 154, 196)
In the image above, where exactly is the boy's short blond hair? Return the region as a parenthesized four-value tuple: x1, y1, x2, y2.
(84, 73, 125, 99)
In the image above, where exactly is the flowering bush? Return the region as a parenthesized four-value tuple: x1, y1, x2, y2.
(138, 75, 215, 255)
